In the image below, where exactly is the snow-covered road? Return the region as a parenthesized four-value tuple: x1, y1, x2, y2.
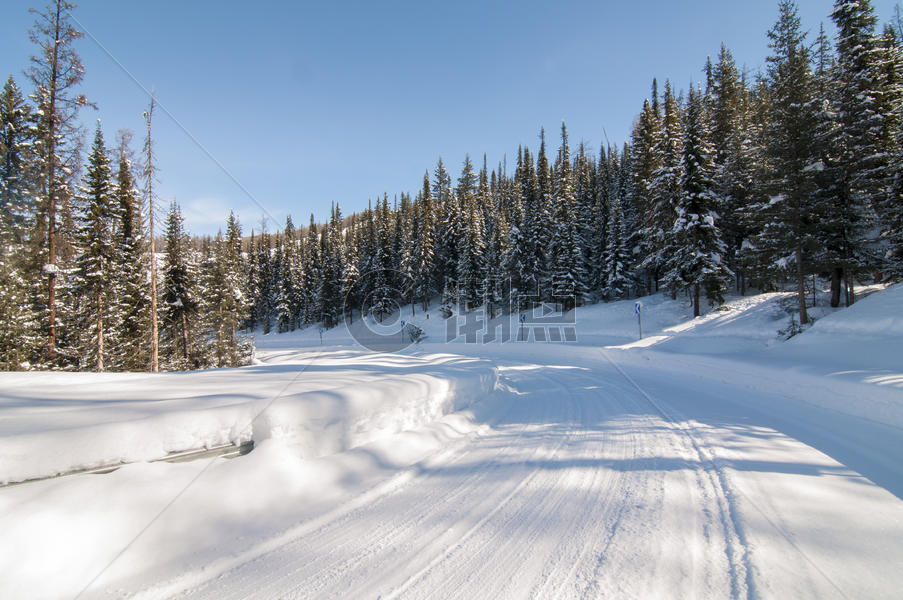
(4, 287, 903, 599)
(171, 346, 903, 600)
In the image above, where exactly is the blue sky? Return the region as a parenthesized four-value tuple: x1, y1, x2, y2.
(1, 1, 900, 235)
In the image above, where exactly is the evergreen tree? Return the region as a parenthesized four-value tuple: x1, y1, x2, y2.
(413, 172, 436, 310)
(830, 0, 892, 301)
(709, 44, 751, 287)
(109, 131, 149, 370)
(341, 213, 360, 322)
(369, 195, 396, 320)
(548, 123, 585, 309)
(160, 202, 199, 368)
(301, 214, 321, 324)
(0, 76, 40, 369)
(631, 87, 663, 293)
(644, 81, 684, 294)
(206, 212, 250, 367)
(72, 123, 116, 371)
(535, 129, 554, 300)
(276, 217, 297, 332)
(1, 76, 35, 245)
(750, 0, 821, 323)
(319, 203, 344, 327)
(666, 87, 733, 317)
(456, 155, 485, 310)
(28, 0, 90, 363)
(877, 24, 903, 276)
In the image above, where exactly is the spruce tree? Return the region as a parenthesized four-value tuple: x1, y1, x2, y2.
(751, 0, 821, 323)
(645, 81, 684, 294)
(109, 132, 149, 370)
(830, 0, 892, 301)
(0, 76, 40, 368)
(413, 172, 436, 310)
(456, 155, 485, 310)
(666, 86, 732, 317)
(319, 204, 344, 327)
(72, 123, 116, 371)
(207, 212, 250, 367)
(276, 217, 297, 332)
(548, 123, 585, 309)
(160, 202, 198, 368)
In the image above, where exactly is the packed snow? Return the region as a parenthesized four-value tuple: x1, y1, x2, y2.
(1, 284, 902, 599)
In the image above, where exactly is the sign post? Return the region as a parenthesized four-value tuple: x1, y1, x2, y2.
(318, 327, 324, 345)
(634, 301, 643, 340)
(400, 320, 406, 342)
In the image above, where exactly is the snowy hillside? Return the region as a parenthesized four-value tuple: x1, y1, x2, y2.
(1, 286, 902, 599)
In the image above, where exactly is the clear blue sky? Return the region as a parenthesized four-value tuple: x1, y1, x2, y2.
(1, 0, 900, 235)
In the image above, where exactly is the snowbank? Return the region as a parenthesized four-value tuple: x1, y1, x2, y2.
(0, 352, 497, 485)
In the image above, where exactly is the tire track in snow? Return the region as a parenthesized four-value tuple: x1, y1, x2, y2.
(600, 348, 756, 600)
(377, 369, 583, 600)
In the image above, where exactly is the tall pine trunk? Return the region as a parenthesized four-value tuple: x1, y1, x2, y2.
(796, 245, 808, 324)
(693, 283, 700, 317)
(96, 290, 103, 372)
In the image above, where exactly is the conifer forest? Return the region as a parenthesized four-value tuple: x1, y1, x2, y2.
(2, 0, 902, 373)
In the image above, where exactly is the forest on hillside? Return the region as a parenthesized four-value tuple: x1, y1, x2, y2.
(1, 0, 902, 372)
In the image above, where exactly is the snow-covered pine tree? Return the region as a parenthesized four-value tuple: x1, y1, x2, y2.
(254, 228, 275, 333)
(72, 123, 116, 371)
(600, 147, 634, 300)
(160, 202, 199, 369)
(394, 195, 415, 315)
(109, 131, 150, 371)
(456, 155, 485, 310)
(413, 172, 436, 311)
(433, 157, 457, 297)
(666, 86, 732, 317)
(709, 44, 752, 289)
(0, 76, 40, 369)
(631, 85, 663, 294)
(830, 0, 894, 301)
(28, 0, 90, 363)
(369, 195, 396, 320)
(275, 218, 296, 332)
(750, 0, 821, 324)
(574, 141, 598, 297)
(206, 212, 250, 367)
(1, 76, 35, 247)
(535, 129, 554, 301)
(548, 123, 585, 310)
(644, 81, 684, 295)
(484, 191, 511, 318)
(319, 203, 344, 328)
(244, 229, 261, 330)
(590, 146, 611, 294)
(341, 213, 360, 322)
(301, 214, 321, 324)
(876, 24, 903, 277)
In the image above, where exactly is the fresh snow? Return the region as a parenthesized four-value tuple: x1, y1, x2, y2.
(1, 285, 902, 599)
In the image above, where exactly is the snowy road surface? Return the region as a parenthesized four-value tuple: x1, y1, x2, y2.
(3, 288, 903, 599)
(170, 346, 903, 600)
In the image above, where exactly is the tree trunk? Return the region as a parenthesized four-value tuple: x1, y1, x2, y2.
(44, 2, 63, 363)
(830, 267, 843, 308)
(845, 269, 855, 306)
(181, 311, 189, 362)
(693, 283, 700, 317)
(96, 290, 104, 372)
(796, 246, 808, 325)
